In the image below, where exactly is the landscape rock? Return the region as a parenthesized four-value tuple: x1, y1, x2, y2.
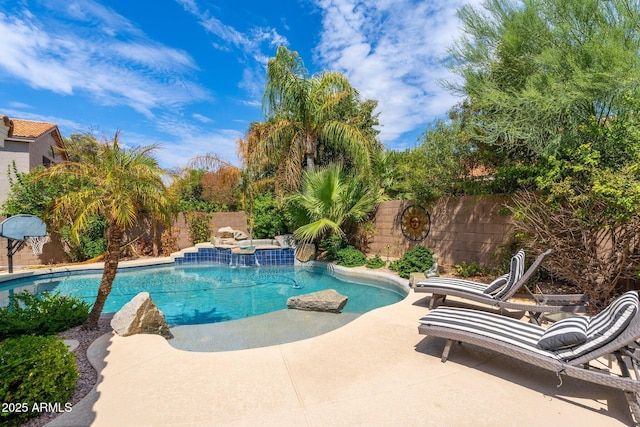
(111, 292, 173, 339)
(295, 243, 316, 262)
(287, 289, 348, 313)
(217, 226, 235, 238)
(233, 230, 248, 240)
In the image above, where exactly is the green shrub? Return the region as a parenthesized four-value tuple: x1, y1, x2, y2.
(187, 212, 212, 244)
(365, 254, 386, 269)
(249, 192, 290, 239)
(60, 215, 107, 262)
(335, 246, 367, 267)
(320, 235, 347, 261)
(389, 246, 434, 278)
(0, 335, 77, 426)
(453, 261, 486, 278)
(0, 291, 90, 340)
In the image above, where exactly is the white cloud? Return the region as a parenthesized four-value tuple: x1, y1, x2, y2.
(192, 113, 212, 123)
(313, 0, 483, 148)
(152, 114, 242, 168)
(175, 0, 288, 102)
(0, 108, 85, 133)
(0, 4, 209, 118)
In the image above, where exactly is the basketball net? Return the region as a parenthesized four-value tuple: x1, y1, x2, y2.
(25, 235, 50, 255)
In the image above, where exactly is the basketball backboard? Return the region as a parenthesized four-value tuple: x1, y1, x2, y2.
(0, 214, 47, 241)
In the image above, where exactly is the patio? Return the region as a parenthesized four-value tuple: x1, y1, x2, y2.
(46, 291, 632, 426)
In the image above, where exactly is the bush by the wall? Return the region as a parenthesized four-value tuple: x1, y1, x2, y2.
(453, 261, 486, 278)
(186, 212, 212, 244)
(335, 246, 367, 267)
(365, 254, 386, 269)
(0, 335, 77, 426)
(389, 246, 434, 278)
(0, 291, 90, 340)
(320, 235, 347, 261)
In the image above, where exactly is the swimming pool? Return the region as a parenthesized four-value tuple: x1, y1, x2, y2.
(0, 263, 407, 326)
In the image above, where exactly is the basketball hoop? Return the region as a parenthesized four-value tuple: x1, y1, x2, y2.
(0, 214, 48, 273)
(25, 235, 50, 256)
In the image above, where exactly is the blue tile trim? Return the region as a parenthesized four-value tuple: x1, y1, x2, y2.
(175, 246, 295, 266)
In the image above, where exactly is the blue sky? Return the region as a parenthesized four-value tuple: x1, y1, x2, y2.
(0, 0, 481, 170)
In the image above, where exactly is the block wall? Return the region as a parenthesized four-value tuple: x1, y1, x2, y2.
(368, 196, 514, 267)
(1, 198, 514, 271)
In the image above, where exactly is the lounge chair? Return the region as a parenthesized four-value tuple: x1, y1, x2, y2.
(417, 291, 640, 423)
(413, 249, 588, 322)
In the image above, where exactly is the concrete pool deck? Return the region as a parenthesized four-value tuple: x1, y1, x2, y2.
(46, 291, 633, 426)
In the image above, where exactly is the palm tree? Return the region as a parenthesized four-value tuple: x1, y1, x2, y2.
(285, 164, 386, 245)
(43, 132, 173, 328)
(244, 46, 378, 194)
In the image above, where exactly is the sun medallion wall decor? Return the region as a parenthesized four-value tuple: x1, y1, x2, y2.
(400, 205, 431, 242)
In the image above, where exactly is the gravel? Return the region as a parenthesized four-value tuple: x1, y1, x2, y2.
(21, 319, 112, 427)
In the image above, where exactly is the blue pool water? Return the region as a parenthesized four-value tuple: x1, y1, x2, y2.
(0, 264, 406, 326)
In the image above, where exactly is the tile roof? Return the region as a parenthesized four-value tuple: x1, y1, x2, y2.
(9, 118, 58, 139)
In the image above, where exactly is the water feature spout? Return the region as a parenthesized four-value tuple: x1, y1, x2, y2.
(254, 255, 260, 267)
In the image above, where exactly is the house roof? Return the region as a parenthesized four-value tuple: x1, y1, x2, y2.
(2, 116, 68, 160)
(9, 118, 58, 139)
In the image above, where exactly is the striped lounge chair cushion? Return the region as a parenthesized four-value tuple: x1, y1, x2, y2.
(482, 273, 509, 296)
(414, 277, 490, 297)
(536, 316, 589, 350)
(492, 249, 526, 300)
(418, 306, 558, 358)
(555, 291, 638, 361)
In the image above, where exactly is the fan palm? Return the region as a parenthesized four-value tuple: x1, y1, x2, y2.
(42, 132, 173, 328)
(245, 46, 376, 194)
(285, 164, 385, 244)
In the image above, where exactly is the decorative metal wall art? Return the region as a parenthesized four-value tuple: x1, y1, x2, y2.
(400, 205, 430, 241)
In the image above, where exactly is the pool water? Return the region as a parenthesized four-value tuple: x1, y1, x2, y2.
(0, 264, 406, 326)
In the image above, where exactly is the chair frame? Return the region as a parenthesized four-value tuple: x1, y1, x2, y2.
(418, 306, 640, 424)
(414, 249, 588, 322)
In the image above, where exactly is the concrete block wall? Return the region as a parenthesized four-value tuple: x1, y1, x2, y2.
(0, 211, 250, 271)
(0, 230, 66, 270)
(1, 198, 514, 271)
(174, 211, 249, 248)
(368, 196, 515, 267)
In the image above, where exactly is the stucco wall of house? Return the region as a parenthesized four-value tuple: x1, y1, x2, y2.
(28, 133, 59, 168)
(0, 141, 30, 205)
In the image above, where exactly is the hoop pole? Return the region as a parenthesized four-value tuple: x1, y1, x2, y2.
(6, 238, 25, 274)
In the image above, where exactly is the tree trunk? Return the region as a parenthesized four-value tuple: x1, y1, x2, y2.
(306, 154, 315, 169)
(84, 222, 124, 328)
(305, 133, 316, 170)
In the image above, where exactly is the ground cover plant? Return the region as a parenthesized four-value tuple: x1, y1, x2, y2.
(453, 261, 485, 278)
(365, 254, 386, 269)
(389, 246, 434, 279)
(0, 335, 77, 426)
(0, 291, 90, 340)
(334, 246, 367, 267)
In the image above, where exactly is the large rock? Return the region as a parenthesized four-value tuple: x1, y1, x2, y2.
(111, 292, 173, 339)
(217, 226, 235, 238)
(295, 243, 316, 262)
(287, 289, 348, 313)
(233, 230, 248, 241)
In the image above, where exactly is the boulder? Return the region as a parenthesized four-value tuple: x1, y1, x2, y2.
(217, 226, 235, 238)
(295, 243, 316, 262)
(111, 292, 173, 339)
(287, 289, 348, 313)
(233, 230, 248, 240)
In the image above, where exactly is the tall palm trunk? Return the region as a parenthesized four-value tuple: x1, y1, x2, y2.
(84, 222, 124, 328)
(305, 133, 316, 170)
